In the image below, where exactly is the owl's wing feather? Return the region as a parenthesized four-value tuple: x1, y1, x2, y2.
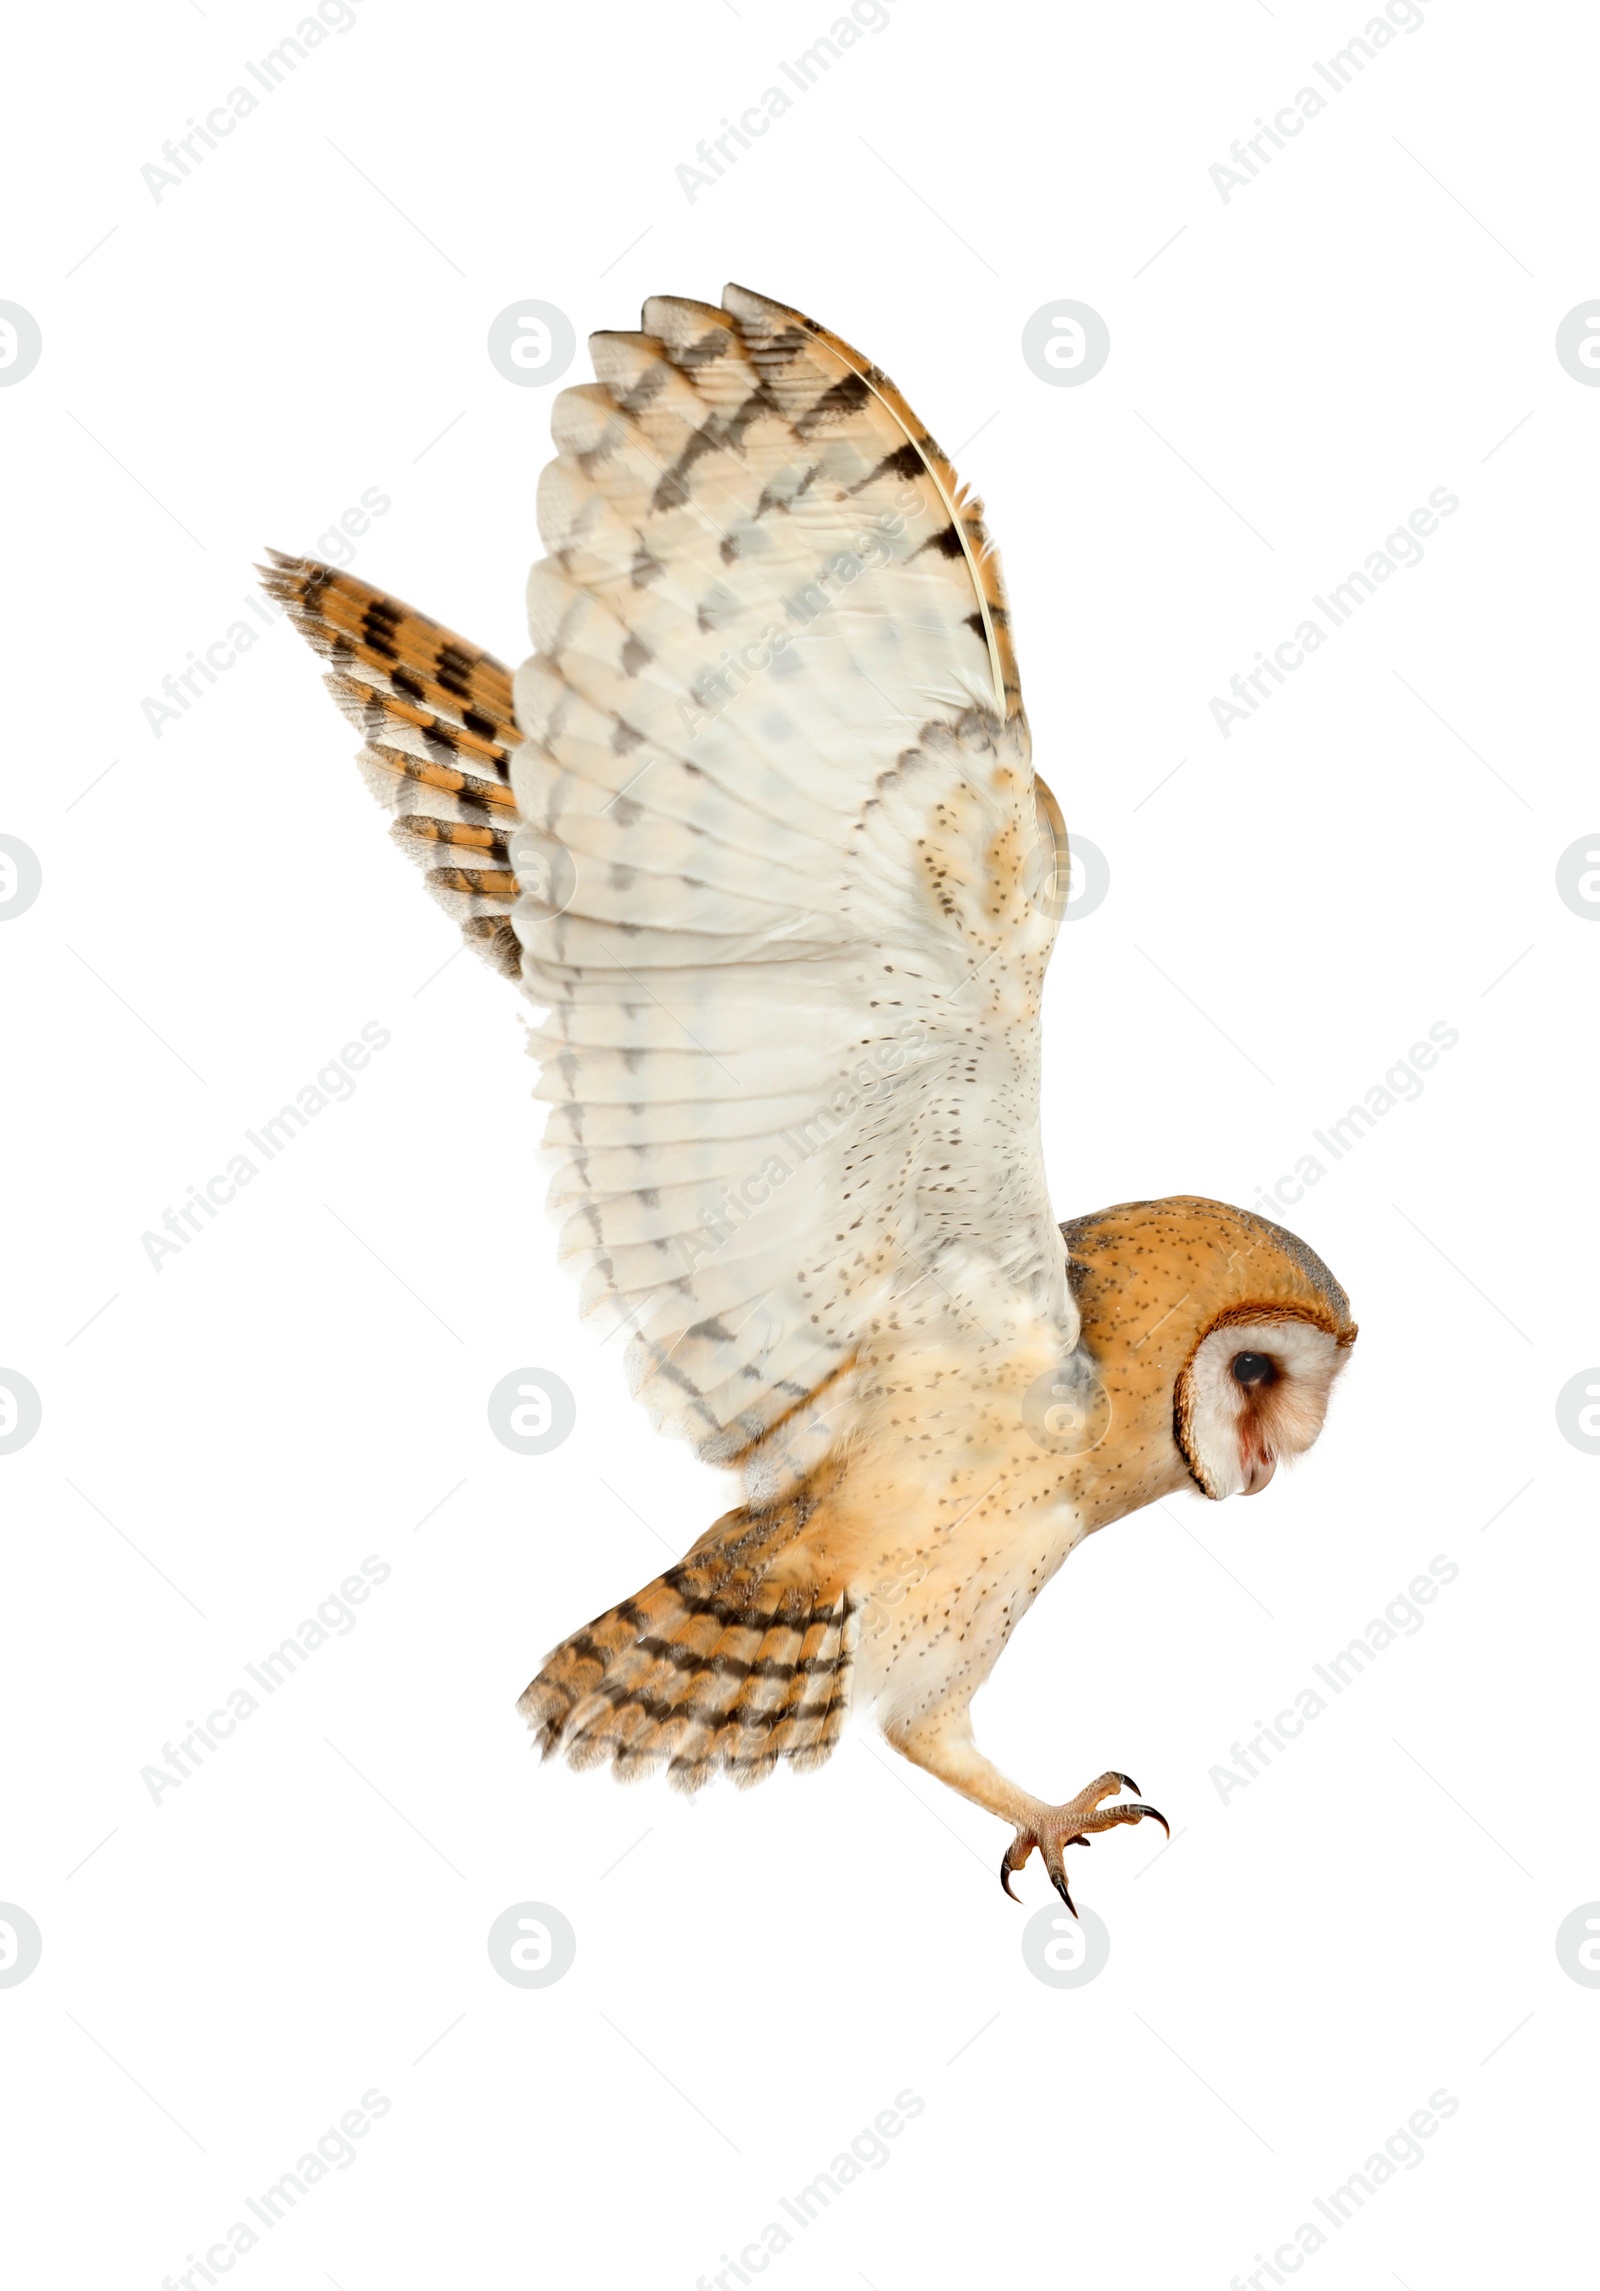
(259, 552, 529, 980)
(269, 284, 1074, 1498)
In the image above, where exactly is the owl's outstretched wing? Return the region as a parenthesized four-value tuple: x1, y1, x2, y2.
(266, 283, 1074, 1498)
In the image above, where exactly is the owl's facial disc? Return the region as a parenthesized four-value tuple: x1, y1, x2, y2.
(1174, 1313, 1351, 1501)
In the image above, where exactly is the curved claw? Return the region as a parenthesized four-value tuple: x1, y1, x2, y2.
(1000, 1836, 1033, 1902)
(997, 1778, 1167, 1909)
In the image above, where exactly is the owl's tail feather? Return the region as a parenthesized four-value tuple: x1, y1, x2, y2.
(517, 1502, 858, 1794)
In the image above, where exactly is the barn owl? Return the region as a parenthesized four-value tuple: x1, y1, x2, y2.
(264, 283, 1356, 1912)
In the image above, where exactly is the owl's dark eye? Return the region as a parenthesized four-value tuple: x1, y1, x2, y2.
(1231, 1351, 1276, 1388)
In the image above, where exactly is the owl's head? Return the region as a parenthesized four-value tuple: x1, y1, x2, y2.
(1061, 1197, 1357, 1508)
(1173, 1308, 1350, 1499)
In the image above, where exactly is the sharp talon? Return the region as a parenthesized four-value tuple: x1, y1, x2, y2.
(1049, 1867, 1079, 1918)
(1126, 1801, 1170, 1838)
(998, 1777, 1167, 1911)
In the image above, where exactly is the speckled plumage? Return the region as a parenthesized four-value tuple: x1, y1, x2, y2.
(266, 285, 1355, 1907)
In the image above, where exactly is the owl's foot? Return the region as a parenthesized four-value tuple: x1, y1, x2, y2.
(999, 1771, 1169, 1914)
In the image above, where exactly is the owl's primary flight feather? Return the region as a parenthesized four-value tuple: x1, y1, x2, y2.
(265, 283, 1355, 1912)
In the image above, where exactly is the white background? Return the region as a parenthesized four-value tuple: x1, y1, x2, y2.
(3, 1, 1596, 2284)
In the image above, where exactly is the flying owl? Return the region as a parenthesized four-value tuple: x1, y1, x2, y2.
(263, 283, 1356, 1912)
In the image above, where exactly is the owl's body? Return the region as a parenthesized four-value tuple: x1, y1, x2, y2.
(266, 284, 1355, 1908)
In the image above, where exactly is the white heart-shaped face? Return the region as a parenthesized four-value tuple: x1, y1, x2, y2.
(1175, 1314, 1351, 1500)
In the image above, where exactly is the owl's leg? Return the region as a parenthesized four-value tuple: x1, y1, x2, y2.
(882, 1708, 1167, 1915)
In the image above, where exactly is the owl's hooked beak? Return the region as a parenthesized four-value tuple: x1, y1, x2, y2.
(1240, 1447, 1277, 1497)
